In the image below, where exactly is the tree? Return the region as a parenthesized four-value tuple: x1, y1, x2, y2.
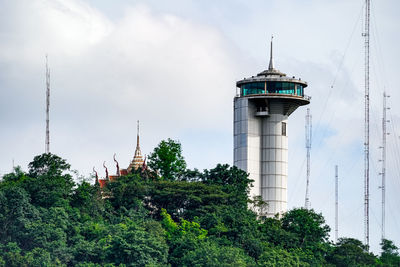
(259, 217, 298, 250)
(28, 153, 71, 178)
(202, 164, 253, 205)
(106, 174, 146, 212)
(22, 207, 72, 263)
(148, 138, 187, 180)
(145, 180, 229, 220)
(198, 205, 265, 259)
(326, 238, 377, 266)
(181, 241, 255, 267)
(0, 242, 27, 267)
(71, 181, 103, 218)
(258, 247, 307, 267)
(24, 153, 75, 207)
(0, 166, 28, 185)
(281, 208, 330, 249)
(24, 247, 53, 267)
(159, 208, 253, 267)
(102, 217, 168, 266)
(380, 239, 400, 267)
(280, 208, 331, 263)
(0, 186, 39, 244)
(202, 164, 251, 193)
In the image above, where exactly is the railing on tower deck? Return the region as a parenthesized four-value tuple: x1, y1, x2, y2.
(239, 91, 311, 101)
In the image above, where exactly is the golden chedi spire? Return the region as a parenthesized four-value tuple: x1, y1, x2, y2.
(127, 120, 144, 173)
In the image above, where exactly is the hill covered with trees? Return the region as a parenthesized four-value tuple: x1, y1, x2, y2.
(0, 139, 399, 266)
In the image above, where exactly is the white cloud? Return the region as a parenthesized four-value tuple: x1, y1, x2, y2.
(0, 0, 240, 176)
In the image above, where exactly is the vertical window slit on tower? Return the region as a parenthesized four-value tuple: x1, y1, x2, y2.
(282, 122, 287, 136)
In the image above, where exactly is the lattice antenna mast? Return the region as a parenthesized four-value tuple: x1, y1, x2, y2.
(335, 165, 339, 243)
(305, 108, 312, 209)
(361, 0, 371, 248)
(379, 92, 390, 240)
(45, 55, 50, 154)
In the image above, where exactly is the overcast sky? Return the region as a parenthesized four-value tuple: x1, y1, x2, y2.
(1, 0, 399, 253)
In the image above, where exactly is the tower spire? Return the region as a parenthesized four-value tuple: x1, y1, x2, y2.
(268, 35, 274, 71)
(137, 120, 140, 148)
(127, 120, 144, 172)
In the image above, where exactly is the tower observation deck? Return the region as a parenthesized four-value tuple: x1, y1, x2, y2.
(234, 37, 310, 217)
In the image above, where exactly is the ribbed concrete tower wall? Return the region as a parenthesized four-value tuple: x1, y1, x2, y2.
(234, 98, 288, 217)
(234, 97, 260, 198)
(260, 111, 288, 217)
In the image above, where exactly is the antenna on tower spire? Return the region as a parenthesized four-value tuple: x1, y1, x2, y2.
(45, 55, 50, 154)
(268, 35, 274, 71)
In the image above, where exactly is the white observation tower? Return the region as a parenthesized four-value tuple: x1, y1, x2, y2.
(234, 37, 310, 217)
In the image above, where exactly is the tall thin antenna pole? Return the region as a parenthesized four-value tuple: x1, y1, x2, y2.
(45, 55, 50, 154)
(362, 0, 370, 248)
(305, 108, 312, 209)
(380, 92, 389, 240)
(335, 165, 339, 243)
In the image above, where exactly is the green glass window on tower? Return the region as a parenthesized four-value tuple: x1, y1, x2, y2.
(240, 81, 304, 97)
(297, 85, 304, 96)
(268, 81, 295, 94)
(241, 82, 265, 96)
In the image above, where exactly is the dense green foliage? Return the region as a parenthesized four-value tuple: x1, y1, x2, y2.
(380, 239, 400, 266)
(148, 138, 187, 180)
(0, 144, 399, 266)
